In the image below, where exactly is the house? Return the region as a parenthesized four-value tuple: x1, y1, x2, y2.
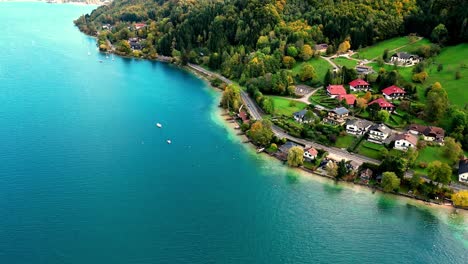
(134, 23, 147, 30)
(337, 94, 357, 107)
(356, 65, 375, 75)
(346, 119, 373, 136)
(303, 147, 318, 161)
(368, 124, 391, 144)
(129, 38, 142, 50)
(324, 107, 349, 126)
(360, 168, 373, 183)
(293, 109, 313, 123)
(382, 85, 406, 100)
(459, 159, 468, 183)
(315, 43, 328, 54)
(102, 24, 112, 30)
(408, 124, 445, 144)
(238, 111, 250, 124)
(276, 141, 300, 161)
(394, 133, 418, 151)
(349, 79, 370, 91)
(326, 85, 347, 98)
(368, 98, 395, 111)
(390, 52, 420, 65)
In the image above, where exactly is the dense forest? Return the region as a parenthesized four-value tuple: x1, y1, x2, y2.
(75, 0, 466, 89)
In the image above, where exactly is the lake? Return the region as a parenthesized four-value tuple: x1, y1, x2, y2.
(0, 2, 466, 264)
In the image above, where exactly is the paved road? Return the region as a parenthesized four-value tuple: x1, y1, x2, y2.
(187, 63, 380, 165)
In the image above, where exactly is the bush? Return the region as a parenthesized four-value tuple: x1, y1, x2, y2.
(419, 162, 428, 169)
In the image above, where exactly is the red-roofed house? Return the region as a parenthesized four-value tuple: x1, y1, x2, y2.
(394, 133, 418, 151)
(368, 98, 394, 111)
(382, 85, 406, 100)
(349, 79, 370, 91)
(238, 111, 250, 124)
(134, 23, 147, 30)
(303, 147, 318, 160)
(337, 94, 357, 106)
(326, 85, 346, 98)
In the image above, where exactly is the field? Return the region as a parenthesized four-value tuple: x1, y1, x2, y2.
(309, 88, 338, 108)
(367, 62, 414, 81)
(292, 57, 332, 84)
(332, 57, 358, 68)
(352, 37, 411, 60)
(356, 141, 387, 160)
(414, 146, 452, 174)
(334, 135, 356, 148)
(269, 96, 307, 116)
(421, 43, 468, 108)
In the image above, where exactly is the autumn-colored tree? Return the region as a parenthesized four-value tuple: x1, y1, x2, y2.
(287, 146, 304, 167)
(381, 172, 401, 192)
(299, 64, 317, 81)
(282, 56, 296, 69)
(337, 40, 351, 54)
(427, 161, 452, 185)
(412, 71, 428, 83)
(248, 120, 274, 146)
(452, 191, 468, 207)
(442, 137, 463, 164)
(300, 44, 313, 61)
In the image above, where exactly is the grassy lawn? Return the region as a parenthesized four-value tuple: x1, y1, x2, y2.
(269, 96, 307, 116)
(334, 135, 356, 148)
(352, 37, 411, 60)
(414, 146, 452, 174)
(332, 57, 358, 68)
(356, 141, 387, 160)
(292, 57, 333, 83)
(421, 43, 468, 108)
(367, 62, 414, 82)
(309, 88, 338, 108)
(398, 38, 432, 54)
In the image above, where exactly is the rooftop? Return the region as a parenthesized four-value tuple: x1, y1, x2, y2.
(337, 94, 357, 105)
(327, 85, 346, 96)
(330, 107, 349, 115)
(382, 85, 406, 95)
(370, 123, 391, 134)
(394, 133, 418, 146)
(349, 79, 369, 87)
(346, 119, 373, 129)
(368, 98, 394, 108)
(459, 159, 468, 175)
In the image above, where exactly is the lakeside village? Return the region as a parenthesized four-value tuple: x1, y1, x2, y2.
(86, 22, 468, 209)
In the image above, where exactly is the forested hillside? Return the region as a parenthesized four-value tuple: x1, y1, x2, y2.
(75, 0, 466, 104)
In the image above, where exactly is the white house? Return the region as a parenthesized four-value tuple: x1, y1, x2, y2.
(326, 85, 347, 98)
(346, 119, 374, 136)
(304, 147, 318, 161)
(368, 124, 391, 144)
(408, 124, 445, 144)
(349, 79, 370, 91)
(459, 159, 468, 183)
(390, 52, 421, 65)
(382, 85, 406, 100)
(394, 133, 418, 151)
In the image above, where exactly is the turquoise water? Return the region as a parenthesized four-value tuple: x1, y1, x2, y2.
(0, 3, 466, 264)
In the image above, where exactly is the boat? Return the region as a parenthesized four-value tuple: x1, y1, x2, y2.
(156, 123, 162, 128)
(167, 140, 172, 144)
(257, 148, 265, 153)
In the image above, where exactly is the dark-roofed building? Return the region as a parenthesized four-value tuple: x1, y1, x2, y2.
(129, 38, 142, 50)
(349, 79, 370, 91)
(360, 168, 374, 183)
(324, 107, 349, 126)
(276, 141, 300, 161)
(293, 109, 313, 123)
(315, 43, 328, 54)
(356, 65, 375, 75)
(394, 133, 418, 151)
(459, 159, 468, 183)
(390, 52, 420, 65)
(368, 124, 391, 144)
(346, 119, 374, 136)
(408, 124, 445, 144)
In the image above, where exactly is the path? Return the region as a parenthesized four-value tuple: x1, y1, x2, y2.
(321, 56, 339, 70)
(187, 63, 380, 166)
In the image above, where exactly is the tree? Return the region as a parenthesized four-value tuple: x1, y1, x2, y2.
(379, 152, 407, 178)
(410, 173, 422, 190)
(262, 97, 275, 114)
(220, 85, 241, 111)
(427, 161, 452, 185)
(287, 46, 298, 57)
(452, 191, 468, 207)
(425, 82, 448, 122)
(324, 69, 333, 87)
(355, 98, 367, 110)
(381, 172, 401, 192)
(337, 40, 351, 54)
(431, 24, 448, 45)
(299, 64, 317, 81)
(405, 148, 419, 168)
(248, 120, 274, 146)
(382, 49, 389, 62)
(377, 110, 390, 122)
(455, 71, 461, 80)
(442, 137, 463, 164)
(337, 160, 348, 179)
(287, 146, 304, 167)
(437, 64, 443, 72)
(282, 56, 296, 69)
(300, 44, 313, 61)
(412, 71, 428, 83)
(326, 162, 338, 177)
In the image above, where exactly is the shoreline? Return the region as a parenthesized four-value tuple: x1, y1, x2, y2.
(73, 23, 467, 212)
(182, 62, 467, 213)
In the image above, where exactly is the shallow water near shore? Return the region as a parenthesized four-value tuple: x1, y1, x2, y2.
(0, 2, 467, 264)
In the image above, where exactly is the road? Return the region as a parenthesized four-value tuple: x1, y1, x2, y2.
(187, 63, 381, 165)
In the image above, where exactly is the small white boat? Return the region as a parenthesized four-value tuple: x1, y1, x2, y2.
(167, 140, 172, 144)
(257, 148, 265, 153)
(156, 123, 162, 128)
